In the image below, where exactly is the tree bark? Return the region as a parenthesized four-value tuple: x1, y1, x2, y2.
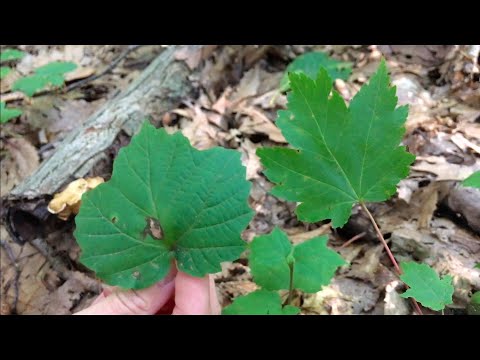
(9, 45, 200, 199)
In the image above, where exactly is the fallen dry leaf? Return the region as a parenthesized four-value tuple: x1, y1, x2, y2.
(238, 107, 286, 143)
(412, 156, 480, 181)
(179, 105, 219, 150)
(48, 177, 104, 220)
(1, 138, 40, 197)
(174, 45, 217, 70)
(239, 138, 262, 180)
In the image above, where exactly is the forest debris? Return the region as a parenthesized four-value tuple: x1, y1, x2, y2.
(348, 245, 383, 282)
(303, 278, 380, 314)
(1, 138, 40, 197)
(180, 104, 219, 150)
(445, 185, 480, 234)
(239, 138, 262, 180)
(238, 108, 286, 143)
(289, 224, 331, 245)
(384, 280, 410, 315)
(412, 156, 480, 181)
(174, 45, 217, 70)
(450, 133, 480, 155)
(47, 177, 104, 220)
(417, 183, 439, 229)
(390, 226, 433, 262)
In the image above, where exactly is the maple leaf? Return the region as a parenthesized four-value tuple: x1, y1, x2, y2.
(400, 262, 454, 311)
(258, 59, 415, 227)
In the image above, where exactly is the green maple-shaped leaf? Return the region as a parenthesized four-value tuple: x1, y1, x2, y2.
(0, 48, 26, 62)
(12, 61, 77, 97)
(223, 290, 300, 315)
(75, 122, 253, 289)
(0, 102, 22, 123)
(400, 262, 454, 311)
(34, 61, 77, 76)
(463, 171, 480, 189)
(249, 227, 345, 292)
(258, 59, 415, 228)
(280, 52, 352, 92)
(12, 75, 51, 97)
(0, 66, 12, 79)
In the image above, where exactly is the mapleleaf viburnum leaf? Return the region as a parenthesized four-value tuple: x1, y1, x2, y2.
(75, 122, 253, 289)
(258, 59, 415, 228)
(280, 52, 352, 92)
(223, 290, 299, 315)
(400, 262, 454, 311)
(463, 171, 480, 189)
(249, 227, 345, 292)
(12, 61, 77, 97)
(0, 102, 22, 123)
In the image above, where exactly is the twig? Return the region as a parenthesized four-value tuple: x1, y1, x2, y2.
(0, 239, 20, 314)
(65, 45, 142, 92)
(340, 231, 367, 248)
(360, 202, 424, 315)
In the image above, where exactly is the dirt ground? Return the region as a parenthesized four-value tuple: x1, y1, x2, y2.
(1, 45, 479, 315)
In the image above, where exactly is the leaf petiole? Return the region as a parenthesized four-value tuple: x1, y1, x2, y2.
(360, 202, 423, 315)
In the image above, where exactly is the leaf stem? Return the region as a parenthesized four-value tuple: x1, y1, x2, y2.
(287, 262, 294, 305)
(360, 202, 423, 315)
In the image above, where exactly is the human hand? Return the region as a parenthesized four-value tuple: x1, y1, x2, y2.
(75, 266, 220, 315)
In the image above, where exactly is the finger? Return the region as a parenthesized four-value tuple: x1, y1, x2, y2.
(172, 271, 212, 315)
(209, 276, 221, 315)
(76, 268, 177, 315)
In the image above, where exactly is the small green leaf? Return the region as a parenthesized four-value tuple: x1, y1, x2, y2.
(463, 171, 480, 189)
(249, 227, 292, 291)
(34, 61, 77, 76)
(0, 102, 22, 123)
(0, 48, 26, 62)
(0, 66, 12, 79)
(400, 262, 454, 311)
(12, 75, 50, 97)
(75, 122, 253, 289)
(280, 52, 352, 92)
(258, 59, 414, 228)
(293, 235, 347, 292)
(249, 227, 345, 292)
(476, 263, 480, 269)
(223, 290, 300, 315)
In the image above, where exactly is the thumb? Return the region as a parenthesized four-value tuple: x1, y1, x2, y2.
(76, 269, 176, 315)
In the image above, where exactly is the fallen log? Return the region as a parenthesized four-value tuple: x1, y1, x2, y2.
(9, 45, 201, 199)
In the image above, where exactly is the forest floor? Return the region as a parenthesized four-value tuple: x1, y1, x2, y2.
(1, 45, 479, 315)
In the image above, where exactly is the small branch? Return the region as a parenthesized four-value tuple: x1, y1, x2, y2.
(360, 202, 423, 315)
(340, 231, 367, 248)
(286, 263, 294, 306)
(65, 45, 142, 92)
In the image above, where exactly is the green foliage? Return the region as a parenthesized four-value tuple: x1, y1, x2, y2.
(476, 263, 480, 269)
(0, 48, 26, 62)
(34, 61, 77, 75)
(463, 171, 480, 189)
(258, 59, 414, 228)
(12, 61, 77, 97)
(75, 122, 253, 289)
(280, 52, 352, 92)
(0, 102, 22, 123)
(249, 227, 345, 292)
(400, 262, 454, 311)
(223, 290, 299, 315)
(0, 66, 11, 79)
